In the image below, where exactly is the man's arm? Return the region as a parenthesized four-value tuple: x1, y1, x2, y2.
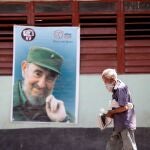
(106, 103, 133, 118)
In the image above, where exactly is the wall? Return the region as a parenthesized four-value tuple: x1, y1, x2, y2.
(0, 74, 150, 129)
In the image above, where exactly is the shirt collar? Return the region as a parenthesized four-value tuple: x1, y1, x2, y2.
(18, 80, 27, 105)
(114, 79, 121, 90)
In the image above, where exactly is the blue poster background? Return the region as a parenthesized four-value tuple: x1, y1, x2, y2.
(13, 25, 80, 123)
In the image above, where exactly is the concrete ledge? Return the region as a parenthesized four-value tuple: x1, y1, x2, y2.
(0, 128, 149, 150)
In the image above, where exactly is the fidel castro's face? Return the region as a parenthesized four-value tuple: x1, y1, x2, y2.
(22, 61, 58, 99)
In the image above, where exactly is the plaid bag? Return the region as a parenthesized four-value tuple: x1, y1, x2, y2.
(97, 113, 112, 130)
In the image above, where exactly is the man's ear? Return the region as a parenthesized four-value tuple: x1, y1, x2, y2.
(21, 61, 28, 78)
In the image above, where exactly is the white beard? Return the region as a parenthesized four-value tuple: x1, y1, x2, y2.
(106, 86, 113, 92)
(22, 83, 52, 106)
(26, 95, 46, 106)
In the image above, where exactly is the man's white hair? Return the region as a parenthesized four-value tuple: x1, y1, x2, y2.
(101, 68, 117, 80)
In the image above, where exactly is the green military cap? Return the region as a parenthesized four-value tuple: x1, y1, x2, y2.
(27, 46, 63, 74)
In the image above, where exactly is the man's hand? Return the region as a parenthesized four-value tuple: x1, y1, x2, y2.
(105, 110, 114, 118)
(45, 95, 67, 122)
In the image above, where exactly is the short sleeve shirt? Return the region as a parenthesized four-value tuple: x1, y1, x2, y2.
(112, 80, 136, 131)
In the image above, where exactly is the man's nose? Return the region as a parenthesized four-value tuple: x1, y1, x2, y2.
(37, 76, 47, 88)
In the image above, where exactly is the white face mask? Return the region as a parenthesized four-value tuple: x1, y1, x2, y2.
(105, 83, 114, 92)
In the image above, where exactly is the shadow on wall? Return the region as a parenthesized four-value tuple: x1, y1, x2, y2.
(0, 128, 149, 150)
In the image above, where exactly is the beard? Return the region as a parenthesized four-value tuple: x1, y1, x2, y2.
(22, 82, 52, 106)
(25, 95, 46, 106)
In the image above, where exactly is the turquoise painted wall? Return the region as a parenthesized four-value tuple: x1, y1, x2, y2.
(0, 74, 150, 129)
